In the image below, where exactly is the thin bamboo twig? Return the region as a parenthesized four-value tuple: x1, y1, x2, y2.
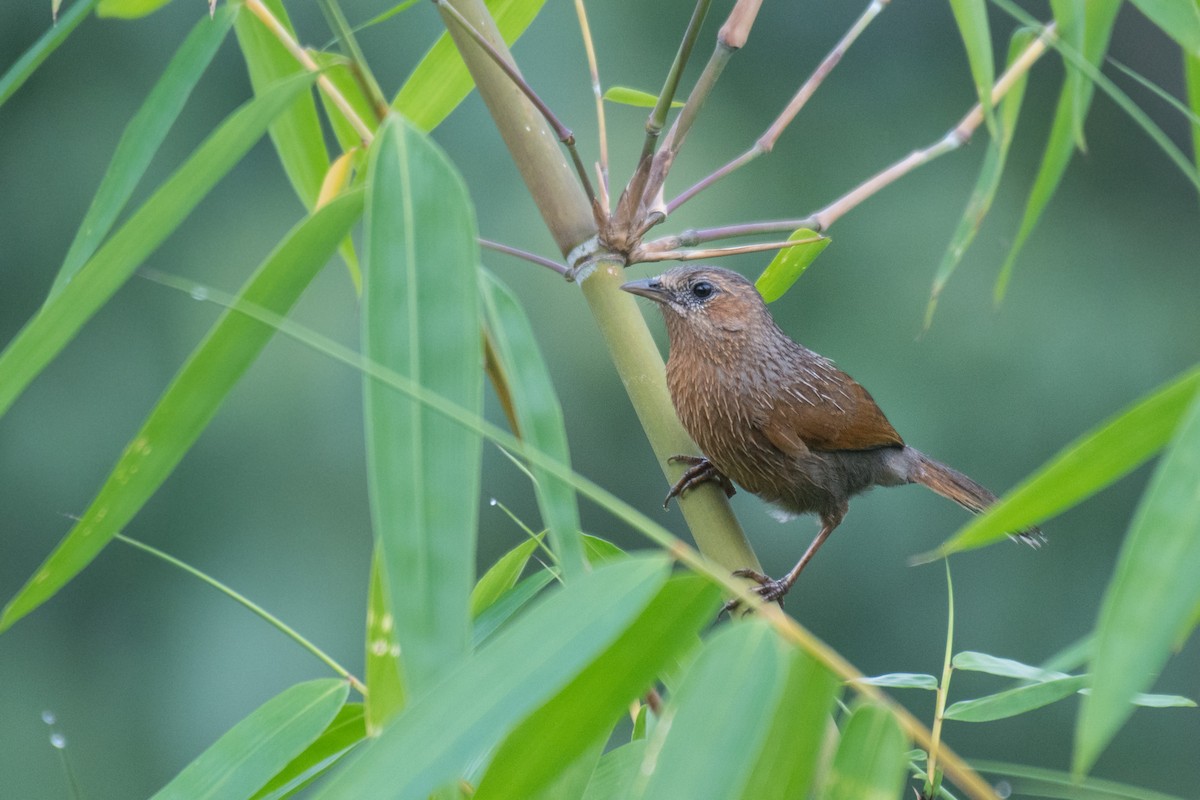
(244, 0, 375, 144)
(317, 0, 390, 119)
(669, 0, 890, 213)
(639, 0, 715, 164)
(634, 235, 824, 263)
(479, 238, 568, 275)
(434, 0, 598, 208)
(574, 0, 610, 211)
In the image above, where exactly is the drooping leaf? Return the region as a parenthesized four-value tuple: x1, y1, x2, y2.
(922, 365, 1200, 560)
(0, 179, 356, 633)
(0, 0, 99, 108)
(150, 680, 349, 800)
(1128, 0, 1200, 56)
(235, 0, 330, 209)
(393, 0, 550, 132)
(853, 673, 940, 691)
(820, 702, 909, 800)
(754, 229, 830, 303)
(602, 86, 684, 108)
(1050, 0, 1088, 150)
(952, 651, 1069, 682)
(361, 113, 482, 696)
(313, 557, 671, 799)
(52, 6, 237, 298)
(944, 676, 1088, 722)
(1075, 390, 1200, 773)
(252, 703, 367, 800)
(474, 574, 720, 799)
(480, 270, 586, 579)
(948, 0, 996, 136)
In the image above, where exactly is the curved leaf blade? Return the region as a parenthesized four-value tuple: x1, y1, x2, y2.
(150, 679, 350, 800)
(252, 703, 367, 800)
(1075, 390, 1200, 773)
(0, 178, 357, 635)
(754, 229, 830, 303)
(362, 113, 482, 696)
(948, 0, 996, 136)
(0, 0, 99, 108)
(944, 675, 1088, 723)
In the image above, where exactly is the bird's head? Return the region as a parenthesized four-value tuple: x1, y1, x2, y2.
(621, 266, 769, 341)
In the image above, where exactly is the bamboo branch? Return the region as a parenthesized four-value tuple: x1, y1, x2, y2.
(574, 0, 610, 213)
(639, 0, 715, 164)
(634, 235, 824, 263)
(480, 238, 568, 276)
(669, 0, 890, 212)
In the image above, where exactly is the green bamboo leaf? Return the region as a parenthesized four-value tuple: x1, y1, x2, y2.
(753, 229, 830, 303)
(481, 270, 586, 579)
(1187, 52, 1200, 173)
(475, 574, 721, 799)
(630, 621, 789, 799)
(525, 739, 605, 800)
(1128, 0, 1200, 55)
(1075, 390, 1200, 774)
(150, 679, 350, 800)
(926, 27, 1034, 328)
(472, 568, 555, 647)
(392, 0, 548, 131)
(252, 703, 367, 800)
(952, 651, 1068, 682)
(988, 0, 1118, 299)
(820, 702, 909, 800)
(235, 0, 330, 209)
(921, 365, 1200, 560)
(974, 759, 1189, 800)
(51, 7, 236, 298)
(1050, 0, 1088, 150)
(602, 86, 684, 109)
(853, 673, 940, 690)
(945, 675, 1088, 722)
(582, 741, 647, 800)
(314, 556, 671, 799)
(741, 649, 840, 800)
(583, 533, 626, 564)
(362, 113, 482, 696)
(365, 552, 405, 735)
(0, 0, 99, 108)
(948, 0, 996, 136)
(0, 182, 358, 634)
(313, 51, 380, 152)
(471, 534, 543, 618)
(0, 70, 316, 425)
(97, 0, 171, 18)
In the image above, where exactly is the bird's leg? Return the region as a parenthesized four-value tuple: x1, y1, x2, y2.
(663, 455, 736, 509)
(726, 510, 844, 610)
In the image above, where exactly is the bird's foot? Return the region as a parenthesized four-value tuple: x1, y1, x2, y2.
(663, 455, 736, 509)
(719, 568, 791, 615)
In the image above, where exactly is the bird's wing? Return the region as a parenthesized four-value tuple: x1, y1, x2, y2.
(763, 358, 904, 453)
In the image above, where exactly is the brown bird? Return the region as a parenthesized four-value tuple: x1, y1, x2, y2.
(622, 265, 1042, 604)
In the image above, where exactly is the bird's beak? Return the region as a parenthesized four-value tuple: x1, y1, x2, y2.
(620, 277, 669, 304)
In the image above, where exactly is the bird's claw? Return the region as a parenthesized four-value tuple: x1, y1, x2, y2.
(720, 568, 790, 615)
(663, 455, 736, 509)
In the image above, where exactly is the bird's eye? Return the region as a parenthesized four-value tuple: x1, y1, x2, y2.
(691, 281, 714, 299)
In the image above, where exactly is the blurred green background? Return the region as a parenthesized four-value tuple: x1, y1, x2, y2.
(2, 0, 1198, 796)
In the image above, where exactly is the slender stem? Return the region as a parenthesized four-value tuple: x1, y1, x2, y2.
(244, 0, 375, 143)
(640, 0, 714, 163)
(574, 0, 609, 211)
(926, 561, 956, 797)
(479, 238, 568, 276)
(434, 0, 597, 207)
(634, 235, 824, 263)
(669, 0, 890, 213)
(317, 0, 390, 119)
(115, 533, 367, 694)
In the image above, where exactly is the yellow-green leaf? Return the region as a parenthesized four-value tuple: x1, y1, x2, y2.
(754, 229, 829, 303)
(602, 86, 684, 109)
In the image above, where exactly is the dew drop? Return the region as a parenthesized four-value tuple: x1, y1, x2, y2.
(49, 733, 67, 749)
(41, 710, 56, 725)
(189, 286, 208, 302)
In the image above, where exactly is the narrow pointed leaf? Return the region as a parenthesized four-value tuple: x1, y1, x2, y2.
(363, 114, 482, 695)
(741, 649, 840, 800)
(313, 51, 380, 152)
(150, 679, 349, 800)
(472, 568, 555, 647)
(583, 533, 626, 564)
(314, 556, 671, 799)
(0, 71, 317, 425)
(754, 229, 830, 303)
(252, 703, 367, 800)
(953, 651, 1069, 682)
(392, 0, 549, 131)
(853, 673, 940, 690)
(948, 0, 996, 136)
(820, 702, 909, 800)
(974, 760, 1189, 800)
(470, 534, 543, 618)
(630, 621, 789, 799)
(365, 552, 405, 735)
(480, 270, 585, 579)
(1050, 0, 1088, 150)
(0, 0, 99, 108)
(923, 365, 1200, 560)
(525, 739, 605, 800)
(0, 184, 359, 633)
(1075, 390, 1200, 773)
(602, 86, 684, 108)
(944, 675, 1088, 722)
(1128, 0, 1200, 55)
(1187, 52, 1200, 173)
(475, 574, 721, 799)
(235, 0, 330, 209)
(52, 7, 237, 298)
(97, 0, 172, 18)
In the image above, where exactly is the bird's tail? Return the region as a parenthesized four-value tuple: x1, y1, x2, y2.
(905, 448, 1044, 547)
